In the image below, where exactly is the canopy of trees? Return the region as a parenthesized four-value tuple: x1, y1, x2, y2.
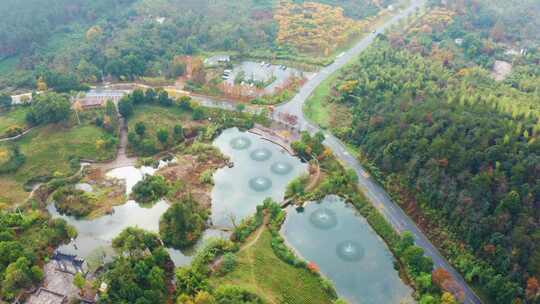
(99, 227, 174, 304)
(332, 40, 540, 302)
(159, 196, 208, 249)
(0, 0, 396, 91)
(0, 210, 72, 300)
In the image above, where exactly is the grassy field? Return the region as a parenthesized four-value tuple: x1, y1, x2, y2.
(0, 123, 116, 207)
(127, 104, 202, 147)
(0, 107, 30, 137)
(128, 104, 193, 131)
(210, 229, 335, 304)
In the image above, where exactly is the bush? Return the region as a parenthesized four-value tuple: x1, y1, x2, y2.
(218, 253, 237, 275)
(214, 285, 263, 304)
(199, 169, 214, 185)
(5, 125, 24, 137)
(0, 146, 25, 174)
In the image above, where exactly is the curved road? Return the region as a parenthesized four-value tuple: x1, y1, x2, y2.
(273, 1, 482, 304)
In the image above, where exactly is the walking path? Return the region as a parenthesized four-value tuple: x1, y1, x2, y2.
(0, 127, 34, 142)
(92, 118, 136, 171)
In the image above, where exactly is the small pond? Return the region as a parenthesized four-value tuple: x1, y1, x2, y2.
(281, 195, 414, 304)
(210, 128, 307, 228)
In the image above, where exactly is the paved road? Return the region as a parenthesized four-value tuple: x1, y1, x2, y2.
(273, 1, 482, 304)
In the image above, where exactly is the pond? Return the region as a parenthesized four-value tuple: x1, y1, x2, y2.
(210, 127, 307, 228)
(281, 195, 414, 304)
(48, 127, 304, 265)
(48, 160, 226, 266)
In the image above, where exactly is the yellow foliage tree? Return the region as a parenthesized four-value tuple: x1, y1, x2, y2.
(274, 1, 366, 56)
(36, 77, 48, 91)
(86, 25, 103, 42)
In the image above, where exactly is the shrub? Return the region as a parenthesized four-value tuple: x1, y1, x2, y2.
(218, 253, 237, 275)
(199, 169, 214, 185)
(0, 146, 25, 174)
(5, 125, 24, 137)
(214, 285, 263, 304)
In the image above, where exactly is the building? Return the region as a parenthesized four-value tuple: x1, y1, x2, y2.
(74, 89, 127, 109)
(204, 54, 231, 66)
(25, 252, 95, 304)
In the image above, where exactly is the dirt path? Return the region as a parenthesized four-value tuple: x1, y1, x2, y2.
(305, 162, 321, 192)
(240, 214, 277, 304)
(93, 117, 136, 171)
(0, 127, 35, 142)
(239, 214, 270, 253)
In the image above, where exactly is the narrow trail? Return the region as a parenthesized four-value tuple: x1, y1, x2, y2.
(92, 117, 136, 171)
(239, 214, 269, 253)
(241, 214, 278, 304)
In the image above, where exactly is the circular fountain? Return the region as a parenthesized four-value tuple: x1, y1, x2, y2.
(270, 161, 293, 175)
(309, 208, 338, 230)
(250, 148, 272, 161)
(248, 176, 273, 192)
(336, 240, 365, 262)
(230, 136, 252, 150)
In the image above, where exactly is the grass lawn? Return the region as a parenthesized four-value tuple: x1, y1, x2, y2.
(128, 104, 200, 145)
(210, 229, 335, 304)
(0, 123, 116, 208)
(0, 107, 30, 137)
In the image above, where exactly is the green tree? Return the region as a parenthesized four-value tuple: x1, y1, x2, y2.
(135, 122, 146, 137)
(174, 124, 184, 142)
(132, 175, 169, 204)
(156, 128, 169, 146)
(158, 90, 172, 107)
(132, 89, 145, 104)
(73, 272, 86, 291)
(118, 96, 134, 117)
(0, 93, 12, 109)
(25, 92, 71, 125)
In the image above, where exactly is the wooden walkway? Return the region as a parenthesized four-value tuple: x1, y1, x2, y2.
(248, 126, 296, 156)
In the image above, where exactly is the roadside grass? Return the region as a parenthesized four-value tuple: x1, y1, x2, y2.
(304, 68, 354, 130)
(0, 107, 30, 137)
(209, 229, 334, 304)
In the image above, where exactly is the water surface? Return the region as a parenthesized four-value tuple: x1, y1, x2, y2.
(282, 195, 414, 304)
(211, 128, 307, 227)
